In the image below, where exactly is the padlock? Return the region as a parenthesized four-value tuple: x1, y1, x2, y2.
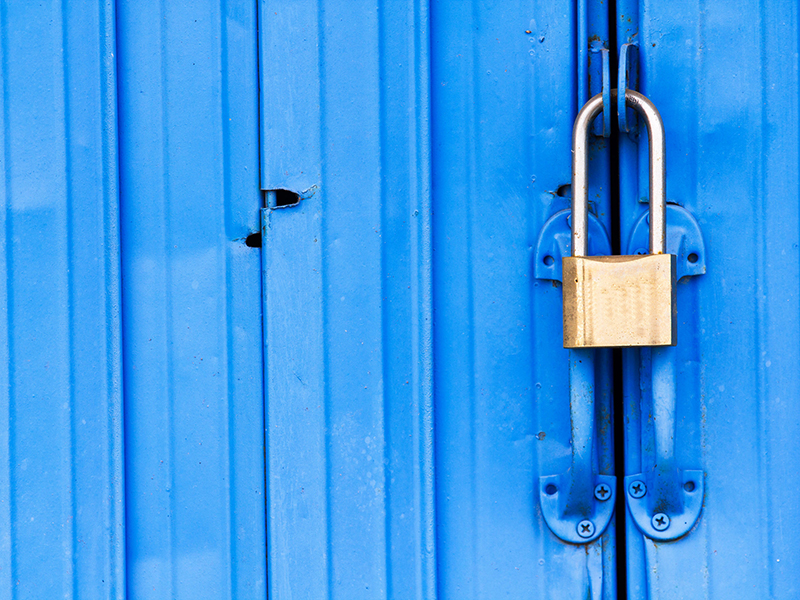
(562, 89, 676, 348)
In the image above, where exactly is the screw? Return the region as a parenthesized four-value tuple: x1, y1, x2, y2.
(652, 513, 670, 531)
(628, 480, 646, 498)
(577, 519, 595, 538)
(594, 483, 611, 501)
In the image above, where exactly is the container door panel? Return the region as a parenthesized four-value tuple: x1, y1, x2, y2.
(619, 1, 800, 598)
(260, 1, 619, 599)
(116, 2, 267, 598)
(431, 1, 614, 598)
(260, 2, 436, 598)
(0, 2, 124, 598)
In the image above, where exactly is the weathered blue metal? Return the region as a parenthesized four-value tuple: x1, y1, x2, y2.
(620, 1, 800, 597)
(0, 1, 124, 598)
(431, 1, 616, 598)
(260, 1, 436, 599)
(2, 1, 797, 598)
(116, 2, 266, 598)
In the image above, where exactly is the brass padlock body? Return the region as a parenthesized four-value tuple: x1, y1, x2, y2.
(562, 254, 677, 348)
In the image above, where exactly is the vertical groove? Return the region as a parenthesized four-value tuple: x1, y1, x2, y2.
(254, 2, 270, 594)
(219, 2, 237, 596)
(377, 1, 393, 596)
(317, 0, 333, 594)
(756, 0, 772, 596)
(608, 3, 628, 597)
(59, 0, 77, 596)
(158, 1, 176, 596)
(694, 2, 712, 598)
(416, 1, 436, 596)
(467, 1, 479, 595)
(102, 0, 125, 593)
(0, 1, 14, 596)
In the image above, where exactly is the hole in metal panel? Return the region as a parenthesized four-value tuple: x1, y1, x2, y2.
(556, 184, 572, 197)
(268, 189, 301, 208)
(245, 232, 262, 248)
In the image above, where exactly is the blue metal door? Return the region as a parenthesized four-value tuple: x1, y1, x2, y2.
(2, 1, 800, 599)
(0, 2, 124, 598)
(617, 1, 800, 598)
(116, 2, 267, 598)
(260, 1, 618, 599)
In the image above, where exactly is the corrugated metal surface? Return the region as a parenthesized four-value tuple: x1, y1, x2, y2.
(430, 2, 616, 599)
(620, 1, 800, 597)
(0, 1, 124, 598)
(260, 2, 435, 599)
(3, 1, 798, 597)
(261, 1, 617, 599)
(116, 2, 266, 598)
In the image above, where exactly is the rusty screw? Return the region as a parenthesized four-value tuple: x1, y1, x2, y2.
(628, 480, 646, 499)
(652, 513, 670, 531)
(594, 483, 611, 501)
(577, 519, 595, 538)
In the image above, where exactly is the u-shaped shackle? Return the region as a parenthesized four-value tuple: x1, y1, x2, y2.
(571, 89, 666, 257)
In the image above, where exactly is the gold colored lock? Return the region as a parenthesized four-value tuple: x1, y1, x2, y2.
(563, 90, 676, 348)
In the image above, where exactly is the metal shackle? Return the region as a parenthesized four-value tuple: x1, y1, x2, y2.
(571, 89, 666, 257)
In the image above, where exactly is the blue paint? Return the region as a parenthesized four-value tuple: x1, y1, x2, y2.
(432, 1, 615, 599)
(622, 1, 800, 596)
(1, 1, 797, 598)
(534, 210, 613, 282)
(626, 203, 706, 280)
(260, 1, 436, 598)
(117, 1, 266, 598)
(0, 2, 124, 598)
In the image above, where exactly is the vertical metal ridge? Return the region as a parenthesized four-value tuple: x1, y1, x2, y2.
(59, 0, 78, 595)
(316, 1, 334, 594)
(100, 0, 125, 594)
(466, 1, 479, 595)
(693, 1, 711, 598)
(218, 2, 237, 595)
(414, 2, 436, 597)
(0, 2, 12, 596)
(377, 3, 393, 597)
(156, 2, 177, 596)
(693, 2, 712, 598)
(756, 0, 772, 596)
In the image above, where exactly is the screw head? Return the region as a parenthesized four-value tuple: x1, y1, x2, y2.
(594, 483, 611, 501)
(576, 519, 595, 538)
(628, 480, 647, 498)
(652, 513, 670, 531)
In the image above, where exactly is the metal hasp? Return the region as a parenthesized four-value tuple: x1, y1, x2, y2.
(533, 210, 612, 283)
(626, 346, 704, 541)
(627, 203, 707, 280)
(617, 43, 639, 134)
(563, 89, 676, 348)
(539, 349, 616, 544)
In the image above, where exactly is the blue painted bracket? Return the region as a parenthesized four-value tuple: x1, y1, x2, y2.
(618, 42, 639, 134)
(626, 203, 706, 279)
(540, 350, 616, 544)
(534, 209, 612, 282)
(625, 347, 704, 541)
(590, 44, 611, 137)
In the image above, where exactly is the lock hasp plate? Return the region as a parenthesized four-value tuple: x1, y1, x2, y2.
(563, 254, 676, 348)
